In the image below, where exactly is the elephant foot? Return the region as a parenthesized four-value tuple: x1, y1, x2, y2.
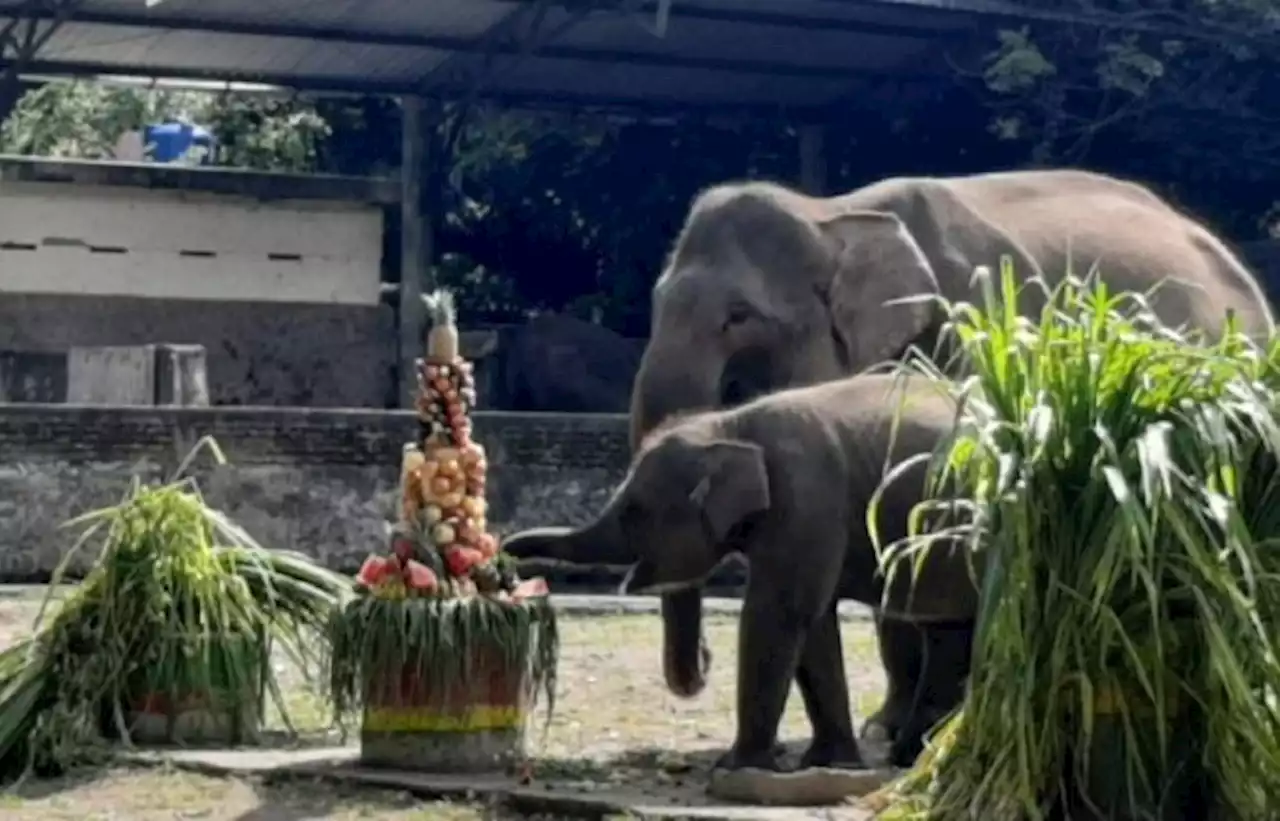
(857, 716, 895, 769)
(888, 732, 925, 769)
(712, 745, 786, 774)
(799, 738, 865, 771)
(860, 715, 894, 743)
(884, 706, 953, 768)
(861, 700, 906, 744)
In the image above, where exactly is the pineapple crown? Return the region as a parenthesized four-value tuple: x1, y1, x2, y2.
(421, 289, 457, 331)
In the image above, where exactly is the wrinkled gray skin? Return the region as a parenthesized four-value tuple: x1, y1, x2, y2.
(624, 168, 1275, 761)
(502, 375, 973, 771)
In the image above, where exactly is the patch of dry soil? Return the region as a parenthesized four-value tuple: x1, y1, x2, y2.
(0, 588, 888, 817)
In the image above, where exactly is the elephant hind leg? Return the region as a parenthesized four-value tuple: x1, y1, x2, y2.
(795, 607, 863, 770)
(883, 618, 974, 768)
(863, 615, 922, 744)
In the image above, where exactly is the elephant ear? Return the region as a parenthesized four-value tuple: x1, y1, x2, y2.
(817, 209, 940, 370)
(689, 440, 770, 545)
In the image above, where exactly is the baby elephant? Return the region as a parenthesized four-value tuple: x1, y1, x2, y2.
(501, 374, 975, 772)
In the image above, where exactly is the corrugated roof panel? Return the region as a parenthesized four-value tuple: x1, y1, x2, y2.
(474, 56, 865, 106)
(554, 13, 955, 73)
(679, 0, 1006, 23)
(40, 24, 451, 82)
(70, 0, 516, 37)
(2, 0, 995, 105)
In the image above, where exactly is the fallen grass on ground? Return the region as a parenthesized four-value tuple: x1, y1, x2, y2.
(0, 586, 884, 818)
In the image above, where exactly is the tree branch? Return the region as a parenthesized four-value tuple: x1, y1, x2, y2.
(0, 0, 83, 124)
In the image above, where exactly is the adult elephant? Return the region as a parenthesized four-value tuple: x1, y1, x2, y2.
(628, 168, 1275, 756)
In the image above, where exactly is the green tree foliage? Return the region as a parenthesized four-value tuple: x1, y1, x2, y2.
(974, 0, 1280, 236)
(0, 81, 329, 171)
(435, 106, 799, 334)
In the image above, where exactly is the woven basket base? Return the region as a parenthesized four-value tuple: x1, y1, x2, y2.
(359, 728, 526, 773)
(126, 706, 261, 746)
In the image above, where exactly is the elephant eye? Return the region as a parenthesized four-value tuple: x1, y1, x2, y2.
(723, 304, 754, 330)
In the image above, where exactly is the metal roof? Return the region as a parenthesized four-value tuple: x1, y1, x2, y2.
(1, 0, 1225, 114)
(0, 0, 1020, 113)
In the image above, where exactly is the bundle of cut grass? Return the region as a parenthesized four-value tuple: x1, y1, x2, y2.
(871, 260, 1280, 820)
(0, 438, 352, 780)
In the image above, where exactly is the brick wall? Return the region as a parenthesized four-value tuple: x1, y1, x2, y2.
(0, 404, 632, 581)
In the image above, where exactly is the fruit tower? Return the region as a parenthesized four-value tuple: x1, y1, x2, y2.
(330, 288, 558, 774)
(354, 290, 541, 601)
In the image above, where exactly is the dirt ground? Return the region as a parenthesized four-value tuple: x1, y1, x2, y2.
(0, 587, 886, 819)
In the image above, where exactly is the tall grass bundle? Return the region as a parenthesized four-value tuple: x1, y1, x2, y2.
(0, 438, 352, 780)
(329, 595, 558, 721)
(873, 261, 1280, 820)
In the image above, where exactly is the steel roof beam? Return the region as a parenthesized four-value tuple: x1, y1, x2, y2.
(0, 6, 962, 83)
(4, 56, 923, 114)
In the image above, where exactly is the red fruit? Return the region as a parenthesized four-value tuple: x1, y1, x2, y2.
(445, 546, 485, 577)
(476, 533, 498, 558)
(392, 537, 416, 563)
(356, 555, 394, 588)
(403, 560, 439, 592)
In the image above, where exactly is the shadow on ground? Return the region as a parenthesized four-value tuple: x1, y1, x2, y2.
(524, 737, 891, 804)
(231, 777, 520, 821)
(5, 765, 110, 801)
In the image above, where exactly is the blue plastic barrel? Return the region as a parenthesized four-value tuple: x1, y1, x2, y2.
(143, 120, 217, 165)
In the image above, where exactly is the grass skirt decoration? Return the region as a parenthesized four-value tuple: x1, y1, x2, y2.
(328, 289, 558, 774)
(111, 629, 267, 747)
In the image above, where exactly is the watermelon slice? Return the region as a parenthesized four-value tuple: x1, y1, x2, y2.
(403, 559, 440, 593)
(356, 555, 395, 588)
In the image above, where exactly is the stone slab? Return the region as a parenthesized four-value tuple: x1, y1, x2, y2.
(154, 343, 210, 407)
(121, 746, 877, 820)
(67, 345, 156, 405)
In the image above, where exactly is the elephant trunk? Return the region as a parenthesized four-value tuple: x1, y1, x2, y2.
(630, 340, 721, 699)
(661, 591, 710, 698)
(629, 339, 722, 450)
(500, 504, 632, 567)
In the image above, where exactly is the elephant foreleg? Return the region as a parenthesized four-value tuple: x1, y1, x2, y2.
(795, 608, 863, 770)
(717, 577, 811, 772)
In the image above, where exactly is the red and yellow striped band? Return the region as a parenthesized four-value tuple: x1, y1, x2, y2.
(363, 704, 525, 733)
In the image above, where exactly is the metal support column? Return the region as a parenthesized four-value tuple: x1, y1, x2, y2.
(398, 94, 435, 408)
(798, 124, 828, 196)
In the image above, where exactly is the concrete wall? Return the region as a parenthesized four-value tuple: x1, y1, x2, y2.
(0, 156, 397, 408)
(0, 179, 384, 305)
(0, 404, 632, 581)
(0, 294, 395, 407)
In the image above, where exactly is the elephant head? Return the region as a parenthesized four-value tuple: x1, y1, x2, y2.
(629, 182, 943, 700)
(631, 182, 943, 434)
(502, 430, 771, 693)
